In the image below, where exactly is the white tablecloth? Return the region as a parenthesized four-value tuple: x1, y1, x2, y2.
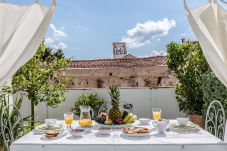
(11, 120, 227, 151)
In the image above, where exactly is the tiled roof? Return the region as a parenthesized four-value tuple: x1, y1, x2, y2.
(121, 54, 137, 59)
(69, 56, 167, 68)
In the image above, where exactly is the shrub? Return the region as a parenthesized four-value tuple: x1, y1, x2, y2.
(201, 71, 227, 117)
(72, 93, 105, 119)
(167, 41, 210, 115)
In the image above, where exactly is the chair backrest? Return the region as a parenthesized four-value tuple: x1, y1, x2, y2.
(205, 100, 226, 141)
(224, 121, 227, 143)
(1, 104, 24, 151)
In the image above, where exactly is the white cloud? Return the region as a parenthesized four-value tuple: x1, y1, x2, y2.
(55, 42, 68, 50)
(122, 18, 176, 49)
(49, 24, 66, 40)
(140, 51, 167, 58)
(46, 37, 68, 50)
(46, 24, 68, 50)
(150, 50, 166, 56)
(46, 37, 54, 45)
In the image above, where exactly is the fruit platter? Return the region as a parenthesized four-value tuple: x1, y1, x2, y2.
(95, 86, 137, 128)
(95, 112, 137, 128)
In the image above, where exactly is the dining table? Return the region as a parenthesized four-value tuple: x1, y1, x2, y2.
(11, 120, 227, 151)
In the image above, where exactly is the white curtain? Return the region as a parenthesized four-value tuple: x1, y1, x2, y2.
(0, 0, 56, 87)
(184, 0, 227, 87)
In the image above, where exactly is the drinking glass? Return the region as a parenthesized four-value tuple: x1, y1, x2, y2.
(64, 112, 73, 129)
(152, 108, 161, 120)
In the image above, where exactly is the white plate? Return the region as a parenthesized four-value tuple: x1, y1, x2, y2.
(95, 121, 134, 129)
(97, 129, 111, 135)
(34, 124, 65, 134)
(122, 132, 151, 137)
(36, 124, 64, 130)
(41, 131, 67, 140)
(169, 123, 200, 133)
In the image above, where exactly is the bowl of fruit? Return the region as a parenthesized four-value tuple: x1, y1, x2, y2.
(95, 86, 137, 128)
(95, 112, 137, 129)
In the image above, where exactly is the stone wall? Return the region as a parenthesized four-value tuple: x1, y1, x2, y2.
(66, 66, 177, 88)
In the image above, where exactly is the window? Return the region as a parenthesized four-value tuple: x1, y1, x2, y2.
(157, 77, 162, 85)
(97, 79, 103, 88)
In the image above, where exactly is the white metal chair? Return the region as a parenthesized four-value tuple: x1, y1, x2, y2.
(224, 121, 227, 143)
(205, 100, 226, 141)
(1, 104, 24, 151)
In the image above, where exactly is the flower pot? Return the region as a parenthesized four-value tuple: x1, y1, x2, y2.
(188, 114, 205, 128)
(0, 146, 3, 151)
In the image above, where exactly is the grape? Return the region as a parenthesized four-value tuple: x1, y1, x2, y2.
(113, 119, 123, 125)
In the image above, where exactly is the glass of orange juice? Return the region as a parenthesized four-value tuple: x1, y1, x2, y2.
(79, 119, 93, 126)
(152, 108, 161, 120)
(64, 112, 73, 129)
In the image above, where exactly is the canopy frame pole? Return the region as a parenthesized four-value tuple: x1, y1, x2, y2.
(184, 0, 227, 6)
(220, 0, 227, 4)
(34, 0, 40, 3)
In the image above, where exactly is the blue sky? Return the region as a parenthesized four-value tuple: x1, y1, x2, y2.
(9, 0, 209, 59)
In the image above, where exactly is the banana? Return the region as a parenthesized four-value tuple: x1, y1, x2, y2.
(126, 115, 137, 124)
(123, 113, 133, 124)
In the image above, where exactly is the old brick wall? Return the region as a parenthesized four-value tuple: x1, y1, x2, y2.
(66, 66, 177, 88)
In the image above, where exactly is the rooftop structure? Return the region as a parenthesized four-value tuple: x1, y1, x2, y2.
(69, 56, 167, 69)
(66, 42, 176, 88)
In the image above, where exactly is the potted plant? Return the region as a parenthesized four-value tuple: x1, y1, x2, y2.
(167, 41, 210, 128)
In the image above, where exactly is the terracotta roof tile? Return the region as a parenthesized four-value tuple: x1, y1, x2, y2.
(69, 56, 167, 68)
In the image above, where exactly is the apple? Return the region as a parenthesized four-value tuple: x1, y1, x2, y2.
(99, 112, 107, 120)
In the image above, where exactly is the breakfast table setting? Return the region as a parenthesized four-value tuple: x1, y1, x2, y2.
(10, 106, 227, 151)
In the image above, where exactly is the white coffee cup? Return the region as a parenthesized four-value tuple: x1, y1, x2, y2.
(152, 119, 169, 134)
(139, 118, 151, 125)
(176, 118, 189, 126)
(45, 119, 57, 127)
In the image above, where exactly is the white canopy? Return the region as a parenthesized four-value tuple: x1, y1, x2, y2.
(183, 0, 227, 87)
(0, 0, 56, 87)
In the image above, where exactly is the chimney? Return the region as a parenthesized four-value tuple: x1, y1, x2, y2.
(112, 42, 127, 59)
(181, 38, 186, 44)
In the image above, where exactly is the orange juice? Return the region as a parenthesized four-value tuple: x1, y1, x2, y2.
(153, 112, 161, 120)
(79, 119, 92, 126)
(64, 117, 73, 125)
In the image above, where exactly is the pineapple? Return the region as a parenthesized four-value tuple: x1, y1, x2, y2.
(108, 86, 122, 120)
